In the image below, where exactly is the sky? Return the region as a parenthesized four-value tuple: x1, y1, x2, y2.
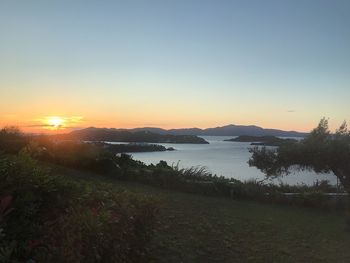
(0, 0, 349, 133)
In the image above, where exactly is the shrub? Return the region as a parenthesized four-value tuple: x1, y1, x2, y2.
(0, 153, 157, 262)
(0, 127, 28, 154)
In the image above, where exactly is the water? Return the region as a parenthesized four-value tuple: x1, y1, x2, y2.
(114, 136, 337, 185)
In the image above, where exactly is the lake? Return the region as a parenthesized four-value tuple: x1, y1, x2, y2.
(127, 136, 337, 186)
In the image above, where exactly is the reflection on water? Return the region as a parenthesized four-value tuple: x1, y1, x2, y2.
(115, 136, 337, 186)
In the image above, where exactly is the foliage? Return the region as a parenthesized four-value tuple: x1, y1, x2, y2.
(24, 140, 123, 176)
(111, 159, 344, 209)
(249, 118, 350, 192)
(0, 127, 28, 154)
(0, 153, 157, 262)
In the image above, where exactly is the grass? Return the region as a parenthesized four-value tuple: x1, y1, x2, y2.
(51, 164, 350, 263)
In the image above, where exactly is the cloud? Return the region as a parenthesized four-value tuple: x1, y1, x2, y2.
(26, 124, 52, 127)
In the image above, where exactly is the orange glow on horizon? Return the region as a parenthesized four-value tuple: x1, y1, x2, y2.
(0, 112, 344, 134)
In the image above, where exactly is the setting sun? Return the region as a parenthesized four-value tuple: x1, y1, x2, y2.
(27, 116, 85, 133)
(47, 117, 64, 129)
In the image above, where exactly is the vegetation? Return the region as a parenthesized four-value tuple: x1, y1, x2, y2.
(225, 135, 297, 146)
(0, 153, 157, 262)
(22, 139, 120, 175)
(58, 169, 350, 263)
(249, 118, 350, 193)
(146, 186, 350, 262)
(0, 126, 346, 210)
(0, 127, 28, 154)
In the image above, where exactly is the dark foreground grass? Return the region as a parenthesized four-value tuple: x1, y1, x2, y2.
(53, 166, 350, 263)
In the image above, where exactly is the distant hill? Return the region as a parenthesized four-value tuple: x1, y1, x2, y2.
(130, 124, 307, 137)
(52, 124, 306, 143)
(52, 127, 209, 144)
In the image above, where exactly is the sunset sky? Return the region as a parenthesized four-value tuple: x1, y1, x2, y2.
(1, 0, 349, 133)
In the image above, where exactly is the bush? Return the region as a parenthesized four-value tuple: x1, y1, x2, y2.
(0, 127, 28, 154)
(0, 153, 157, 262)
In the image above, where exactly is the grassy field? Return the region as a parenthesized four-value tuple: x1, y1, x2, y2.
(54, 166, 350, 263)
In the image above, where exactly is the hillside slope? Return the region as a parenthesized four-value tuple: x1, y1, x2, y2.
(55, 166, 350, 263)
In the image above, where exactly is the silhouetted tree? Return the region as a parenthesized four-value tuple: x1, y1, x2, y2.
(0, 126, 28, 154)
(249, 118, 350, 192)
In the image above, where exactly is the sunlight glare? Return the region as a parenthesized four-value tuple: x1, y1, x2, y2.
(47, 117, 64, 129)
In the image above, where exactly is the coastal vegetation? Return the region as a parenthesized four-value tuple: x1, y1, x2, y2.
(0, 126, 346, 208)
(249, 118, 350, 193)
(2, 153, 349, 262)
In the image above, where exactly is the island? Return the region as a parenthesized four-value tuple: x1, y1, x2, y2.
(52, 127, 209, 144)
(94, 142, 175, 153)
(224, 135, 297, 146)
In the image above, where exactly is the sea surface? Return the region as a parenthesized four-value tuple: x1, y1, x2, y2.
(111, 136, 337, 186)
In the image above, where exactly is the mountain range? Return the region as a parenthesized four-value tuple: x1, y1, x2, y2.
(128, 124, 307, 137)
(54, 124, 307, 143)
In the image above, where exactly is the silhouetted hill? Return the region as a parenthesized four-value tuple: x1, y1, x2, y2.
(130, 124, 307, 137)
(92, 142, 175, 153)
(52, 124, 306, 143)
(52, 127, 209, 144)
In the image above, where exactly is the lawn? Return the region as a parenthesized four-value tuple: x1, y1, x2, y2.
(54, 166, 350, 263)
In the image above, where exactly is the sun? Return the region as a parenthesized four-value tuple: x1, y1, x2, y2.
(33, 115, 83, 133)
(47, 117, 64, 129)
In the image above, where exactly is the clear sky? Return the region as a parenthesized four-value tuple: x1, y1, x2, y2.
(0, 0, 349, 133)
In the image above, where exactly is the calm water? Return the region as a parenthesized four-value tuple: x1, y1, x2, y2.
(117, 136, 337, 185)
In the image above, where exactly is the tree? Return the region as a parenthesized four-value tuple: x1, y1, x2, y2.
(248, 118, 350, 192)
(0, 126, 28, 154)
